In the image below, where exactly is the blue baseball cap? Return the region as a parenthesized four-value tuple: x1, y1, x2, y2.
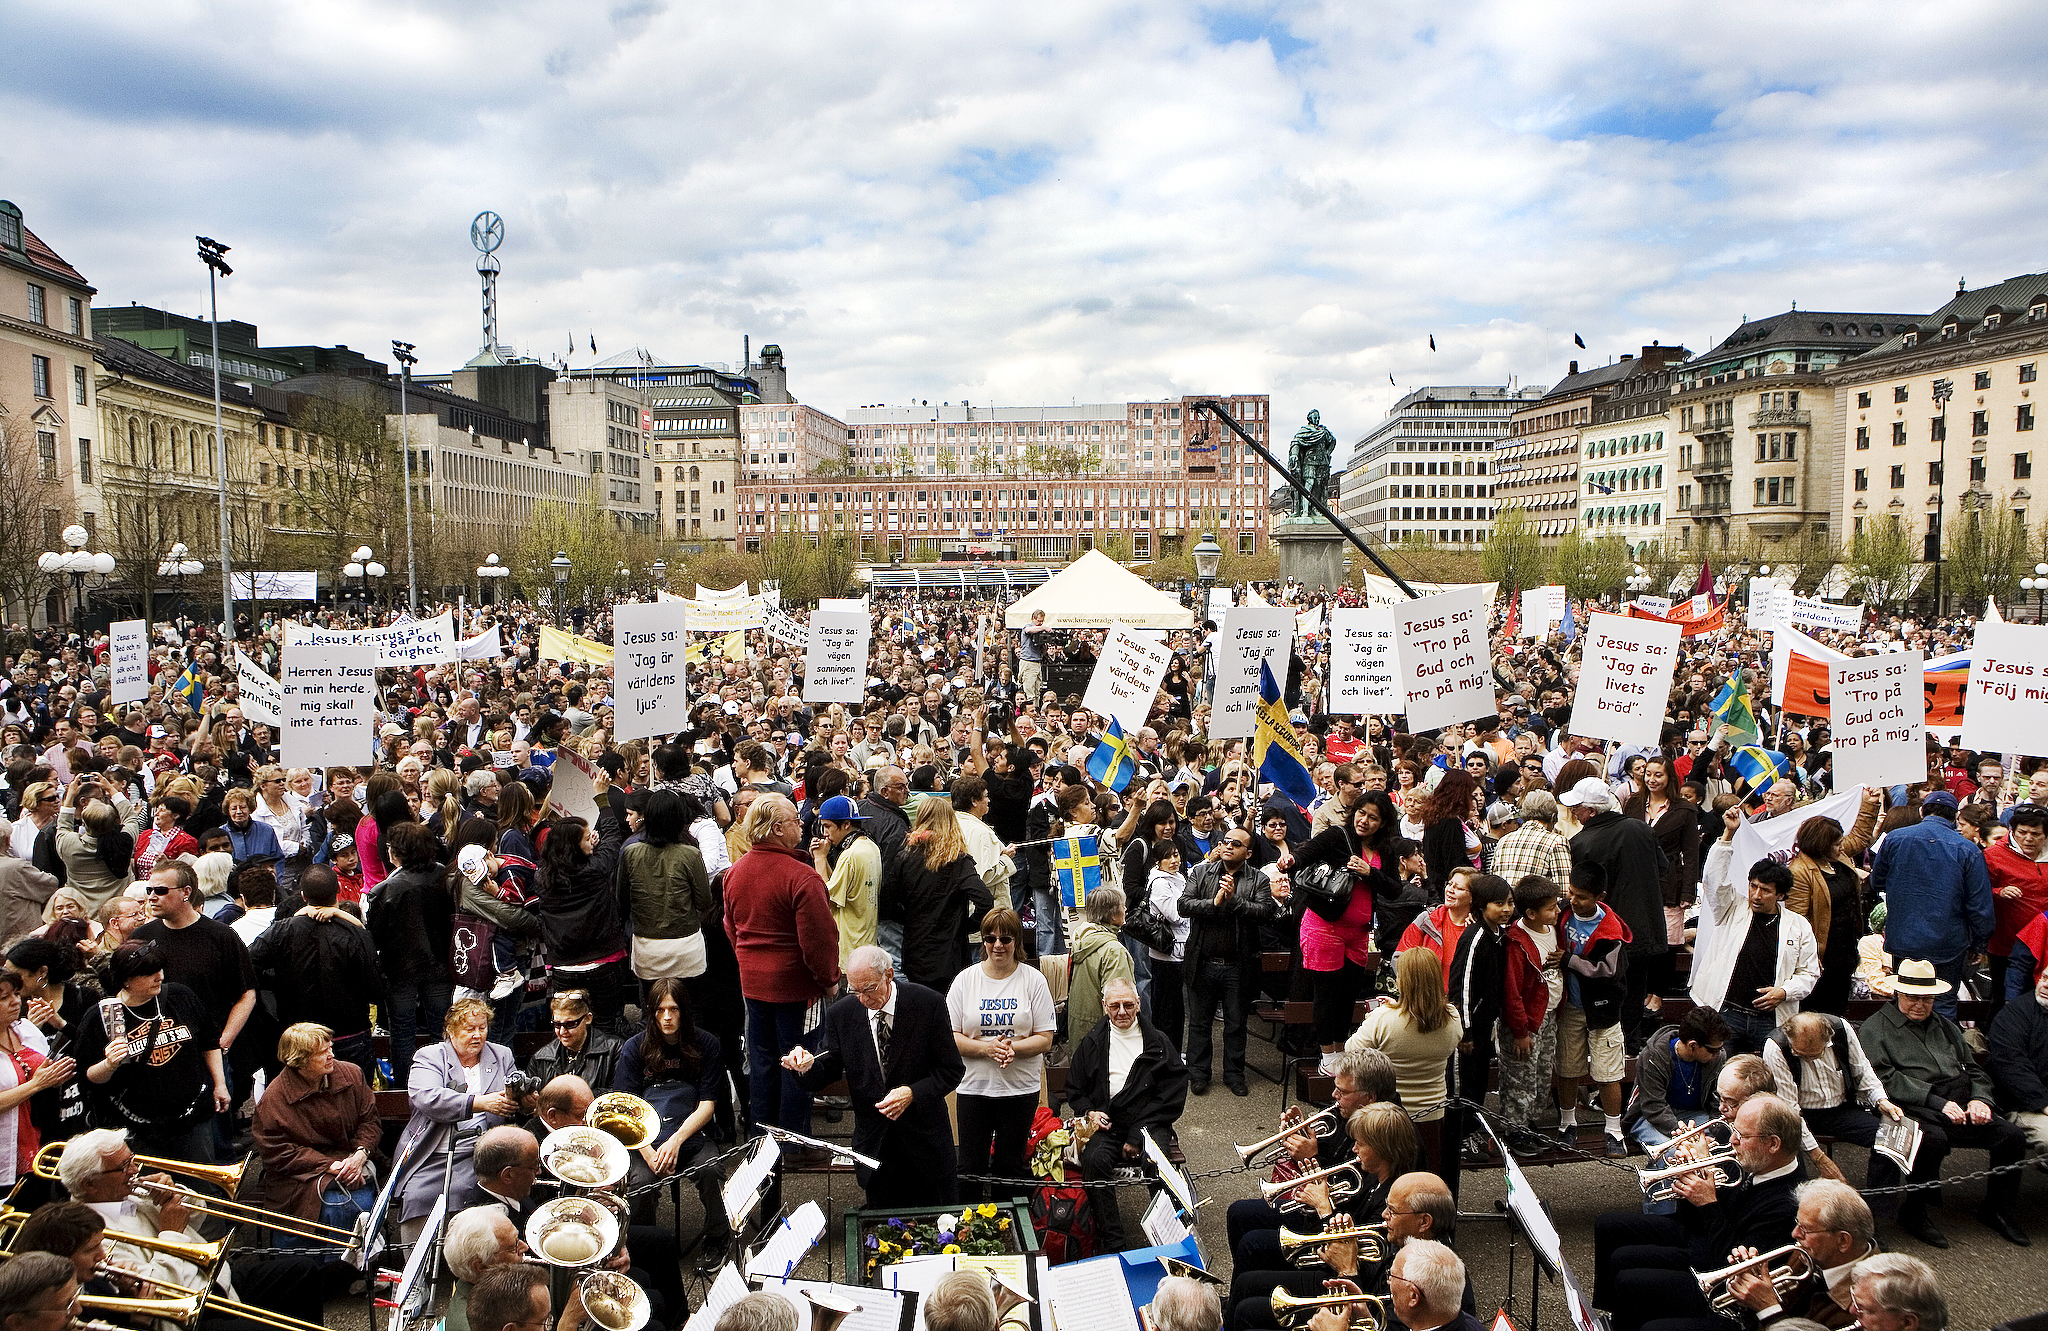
(818, 795, 866, 822)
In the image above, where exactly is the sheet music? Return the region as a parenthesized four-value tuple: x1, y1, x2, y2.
(682, 1264, 752, 1331)
(724, 1136, 781, 1226)
(1044, 1254, 1140, 1331)
(747, 1201, 826, 1279)
(761, 1279, 912, 1331)
(1140, 1129, 1195, 1216)
(1140, 1194, 1189, 1249)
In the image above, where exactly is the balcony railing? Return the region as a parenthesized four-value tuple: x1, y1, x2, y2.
(1750, 409, 1811, 428)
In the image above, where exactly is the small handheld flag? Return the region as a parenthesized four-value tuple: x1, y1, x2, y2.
(1051, 835, 1101, 910)
(1254, 660, 1319, 811)
(1087, 717, 1136, 793)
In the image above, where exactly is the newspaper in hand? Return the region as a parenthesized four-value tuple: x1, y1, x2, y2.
(1873, 1114, 1922, 1173)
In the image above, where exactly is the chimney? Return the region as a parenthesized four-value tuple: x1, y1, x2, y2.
(1569, 360, 1579, 376)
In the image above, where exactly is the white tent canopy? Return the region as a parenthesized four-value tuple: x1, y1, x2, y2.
(1002, 549, 1195, 629)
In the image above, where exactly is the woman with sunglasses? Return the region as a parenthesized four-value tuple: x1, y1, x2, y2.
(946, 905, 1055, 1202)
(525, 990, 621, 1093)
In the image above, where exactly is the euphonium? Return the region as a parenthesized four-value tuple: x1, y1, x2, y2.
(1258, 1161, 1362, 1205)
(1696, 1245, 1812, 1314)
(1637, 1151, 1742, 1203)
(1269, 1288, 1387, 1330)
(1234, 1105, 1340, 1166)
(1278, 1222, 1387, 1267)
(586, 1093, 661, 1150)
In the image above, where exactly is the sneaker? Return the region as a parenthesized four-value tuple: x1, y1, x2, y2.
(1604, 1134, 1629, 1159)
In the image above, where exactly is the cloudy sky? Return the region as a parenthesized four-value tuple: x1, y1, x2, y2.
(7, 0, 2046, 441)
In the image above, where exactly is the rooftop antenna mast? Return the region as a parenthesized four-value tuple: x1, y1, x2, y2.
(471, 211, 504, 357)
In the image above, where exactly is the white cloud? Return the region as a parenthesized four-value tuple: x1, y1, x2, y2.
(4, 0, 2046, 446)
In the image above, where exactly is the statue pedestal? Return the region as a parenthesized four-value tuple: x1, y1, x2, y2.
(1273, 518, 1349, 591)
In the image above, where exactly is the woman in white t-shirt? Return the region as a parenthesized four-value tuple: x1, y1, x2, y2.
(946, 905, 1056, 1201)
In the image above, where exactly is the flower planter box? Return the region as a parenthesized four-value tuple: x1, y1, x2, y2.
(845, 1200, 1041, 1286)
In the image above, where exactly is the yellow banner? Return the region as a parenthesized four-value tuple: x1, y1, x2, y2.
(538, 625, 614, 666)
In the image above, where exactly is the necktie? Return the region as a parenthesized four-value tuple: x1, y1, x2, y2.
(874, 1011, 891, 1071)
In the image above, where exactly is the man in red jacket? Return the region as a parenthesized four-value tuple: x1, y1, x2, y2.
(724, 794, 843, 1152)
(1988, 805, 2048, 1015)
(1498, 875, 1565, 1157)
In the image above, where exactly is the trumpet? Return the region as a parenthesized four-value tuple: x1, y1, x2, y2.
(1695, 1245, 1812, 1314)
(1259, 1161, 1362, 1206)
(1270, 1288, 1387, 1330)
(27, 1144, 360, 1250)
(1277, 1222, 1387, 1267)
(579, 1269, 653, 1331)
(1235, 1105, 1341, 1166)
(1647, 1118, 1727, 1162)
(1638, 1152, 1743, 1203)
(587, 1093, 661, 1150)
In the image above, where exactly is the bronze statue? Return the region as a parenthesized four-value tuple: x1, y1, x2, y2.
(1286, 410, 1337, 518)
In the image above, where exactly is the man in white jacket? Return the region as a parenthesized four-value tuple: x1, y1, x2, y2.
(1692, 805, 1820, 1054)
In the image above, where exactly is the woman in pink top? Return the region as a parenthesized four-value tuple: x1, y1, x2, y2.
(1278, 790, 1400, 1073)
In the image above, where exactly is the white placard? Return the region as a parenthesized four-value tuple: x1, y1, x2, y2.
(285, 612, 457, 665)
(1567, 612, 1681, 748)
(1962, 622, 2048, 757)
(235, 649, 284, 727)
(1786, 593, 1864, 635)
(108, 620, 149, 704)
(1829, 650, 1925, 788)
(1394, 585, 1493, 733)
(1081, 623, 1173, 733)
(804, 609, 871, 704)
(279, 631, 378, 767)
(1328, 607, 1401, 713)
(612, 600, 689, 742)
(1210, 607, 1294, 740)
(1522, 585, 1565, 637)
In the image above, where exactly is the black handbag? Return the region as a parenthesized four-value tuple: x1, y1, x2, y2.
(1293, 859, 1354, 922)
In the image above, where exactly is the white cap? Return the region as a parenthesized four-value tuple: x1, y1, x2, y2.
(1558, 776, 1612, 810)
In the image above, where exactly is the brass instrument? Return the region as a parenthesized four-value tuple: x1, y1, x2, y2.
(1695, 1245, 1812, 1315)
(1270, 1288, 1387, 1330)
(26, 1145, 360, 1249)
(1258, 1161, 1362, 1205)
(1638, 1152, 1743, 1203)
(542, 1125, 631, 1190)
(799, 1287, 865, 1331)
(1277, 1222, 1387, 1267)
(1235, 1105, 1341, 1166)
(578, 1269, 652, 1331)
(1647, 1118, 1727, 1162)
(586, 1093, 661, 1150)
(526, 1194, 626, 1268)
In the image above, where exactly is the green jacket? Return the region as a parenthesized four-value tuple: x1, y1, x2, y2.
(1857, 1000, 1995, 1111)
(1066, 921, 1135, 1051)
(618, 839, 712, 941)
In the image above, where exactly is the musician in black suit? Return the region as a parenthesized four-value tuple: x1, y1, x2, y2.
(1593, 1093, 1807, 1331)
(783, 944, 965, 1206)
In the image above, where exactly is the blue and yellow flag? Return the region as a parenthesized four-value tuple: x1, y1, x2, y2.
(1086, 717, 1136, 793)
(1253, 659, 1318, 811)
(1051, 835, 1101, 910)
(1710, 674, 1761, 749)
(172, 664, 203, 710)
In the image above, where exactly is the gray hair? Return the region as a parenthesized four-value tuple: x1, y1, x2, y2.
(1149, 1276, 1221, 1331)
(1394, 1239, 1464, 1316)
(57, 1128, 128, 1195)
(1515, 791, 1558, 825)
(846, 945, 894, 980)
(922, 1270, 998, 1331)
(715, 1293, 801, 1331)
(444, 1204, 515, 1283)
(1083, 886, 1126, 926)
(0, 1252, 74, 1323)
(1852, 1253, 1945, 1330)
(1794, 1179, 1874, 1249)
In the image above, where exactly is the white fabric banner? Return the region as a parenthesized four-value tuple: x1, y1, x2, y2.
(286, 612, 457, 665)
(108, 620, 149, 705)
(231, 571, 320, 602)
(1962, 622, 2048, 757)
(1210, 607, 1295, 740)
(1328, 607, 1402, 713)
(1393, 586, 1493, 733)
(1568, 612, 1682, 748)
(279, 628, 379, 767)
(612, 600, 690, 742)
(804, 609, 872, 704)
(457, 625, 503, 660)
(1830, 650, 1925, 788)
(1082, 623, 1175, 733)
(235, 649, 284, 727)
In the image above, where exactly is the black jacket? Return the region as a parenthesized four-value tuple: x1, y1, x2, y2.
(526, 1028, 624, 1096)
(1568, 809, 1671, 956)
(796, 982, 964, 1196)
(1066, 1015, 1187, 1136)
(538, 800, 629, 965)
(250, 912, 387, 1037)
(367, 861, 453, 985)
(1989, 992, 2048, 1115)
(880, 847, 993, 993)
(1178, 858, 1284, 965)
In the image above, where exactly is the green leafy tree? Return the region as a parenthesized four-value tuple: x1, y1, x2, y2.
(1480, 505, 1549, 591)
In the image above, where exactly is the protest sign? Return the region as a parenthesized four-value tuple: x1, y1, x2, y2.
(1211, 607, 1294, 740)
(1568, 612, 1681, 748)
(804, 609, 871, 704)
(1328, 607, 1401, 713)
(108, 620, 149, 704)
(279, 628, 378, 767)
(235, 649, 285, 727)
(286, 612, 456, 665)
(612, 600, 689, 742)
(1962, 622, 2048, 756)
(1394, 586, 1492, 733)
(1082, 623, 1174, 733)
(1830, 650, 1925, 788)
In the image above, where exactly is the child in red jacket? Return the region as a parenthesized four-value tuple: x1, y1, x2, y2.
(1498, 874, 1564, 1157)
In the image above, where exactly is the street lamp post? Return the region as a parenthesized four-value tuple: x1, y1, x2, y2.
(477, 553, 509, 606)
(392, 340, 420, 612)
(156, 543, 204, 628)
(39, 525, 114, 632)
(551, 551, 572, 623)
(197, 235, 235, 635)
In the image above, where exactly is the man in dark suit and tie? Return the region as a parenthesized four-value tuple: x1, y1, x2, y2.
(1593, 1093, 1807, 1331)
(783, 943, 965, 1206)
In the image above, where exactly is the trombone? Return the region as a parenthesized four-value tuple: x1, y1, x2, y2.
(1647, 1117, 1727, 1163)
(27, 1144, 362, 1250)
(1259, 1161, 1362, 1206)
(1638, 1152, 1743, 1203)
(1278, 1222, 1387, 1267)
(1695, 1245, 1812, 1314)
(1270, 1288, 1388, 1330)
(1235, 1105, 1341, 1167)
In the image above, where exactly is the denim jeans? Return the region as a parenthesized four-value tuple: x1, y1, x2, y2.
(1185, 956, 1249, 1088)
(1716, 1001, 1778, 1055)
(387, 980, 454, 1086)
(746, 998, 813, 1135)
(1628, 1109, 1716, 1214)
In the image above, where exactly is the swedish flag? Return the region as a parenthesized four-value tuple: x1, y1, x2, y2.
(1051, 835, 1101, 910)
(1253, 659, 1318, 811)
(172, 664, 203, 711)
(1710, 674, 1760, 749)
(1087, 717, 1136, 793)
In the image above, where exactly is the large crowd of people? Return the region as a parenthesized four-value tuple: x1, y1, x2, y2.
(0, 576, 2033, 1331)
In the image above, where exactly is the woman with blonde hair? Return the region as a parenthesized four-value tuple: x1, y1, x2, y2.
(248, 1022, 379, 1254)
(881, 794, 994, 992)
(1346, 946, 1462, 1186)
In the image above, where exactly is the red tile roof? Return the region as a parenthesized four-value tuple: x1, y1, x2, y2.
(22, 226, 89, 287)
